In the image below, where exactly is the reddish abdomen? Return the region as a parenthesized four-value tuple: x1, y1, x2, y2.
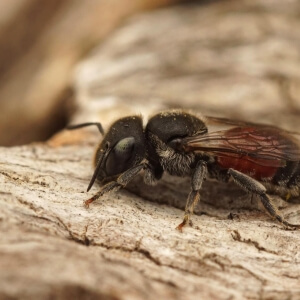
(217, 156, 278, 180)
(216, 126, 284, 180)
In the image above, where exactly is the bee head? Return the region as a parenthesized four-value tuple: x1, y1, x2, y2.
(88, 116, 145, 191)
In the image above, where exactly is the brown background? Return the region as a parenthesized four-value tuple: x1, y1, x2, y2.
(1, 0, 300, 299)
(0, 0, 177, 146)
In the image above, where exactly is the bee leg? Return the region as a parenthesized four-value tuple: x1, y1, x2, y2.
(176, 191, 200, 232)
(176, 161, 207, 232)
(84, 163, 147, 207)
(228, 169, 300, 229)
(143, 164, 163, 186)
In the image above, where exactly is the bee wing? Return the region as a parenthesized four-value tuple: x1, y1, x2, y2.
(183, 119, 300, 168)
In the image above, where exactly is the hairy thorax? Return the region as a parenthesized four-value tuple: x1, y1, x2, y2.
(149, 133, 195, 177)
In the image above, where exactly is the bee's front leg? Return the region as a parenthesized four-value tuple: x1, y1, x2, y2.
(84, 162, 148, 207)
(176, 161, 207, 232)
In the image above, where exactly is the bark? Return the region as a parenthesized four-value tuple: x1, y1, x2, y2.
(1, 0, 300, 299)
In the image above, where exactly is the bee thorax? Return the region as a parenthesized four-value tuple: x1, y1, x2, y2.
(152, 135, 194, 176)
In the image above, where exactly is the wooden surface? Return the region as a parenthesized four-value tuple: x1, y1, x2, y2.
(1, 0, 300, 299)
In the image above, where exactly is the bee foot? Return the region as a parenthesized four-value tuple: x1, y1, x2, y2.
(176, 215, 191, 232)
(176, 222, 185, 232)
(84, 199, 93, 208)
(282, 221, 300, 230)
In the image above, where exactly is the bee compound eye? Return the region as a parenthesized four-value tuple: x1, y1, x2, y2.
(105, 137, 136, 176)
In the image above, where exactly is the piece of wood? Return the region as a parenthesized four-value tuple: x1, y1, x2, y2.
(1, 0, 300, 299)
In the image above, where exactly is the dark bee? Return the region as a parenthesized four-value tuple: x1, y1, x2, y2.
(68, 110, 300, 230)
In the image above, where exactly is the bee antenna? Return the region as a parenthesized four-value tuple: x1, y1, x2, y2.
(67, 122, 104, 135)
(87, 142, 110, 192)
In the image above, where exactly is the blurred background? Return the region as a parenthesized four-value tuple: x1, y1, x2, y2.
(0, 0, 179, 146)
(0, 0, 299, 146)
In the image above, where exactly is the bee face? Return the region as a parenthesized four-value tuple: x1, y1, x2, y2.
(93, 116, 146, 184)
(104, 136, 136, 176)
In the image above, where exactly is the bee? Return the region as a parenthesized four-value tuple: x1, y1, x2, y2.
(68, 110, 300, 231)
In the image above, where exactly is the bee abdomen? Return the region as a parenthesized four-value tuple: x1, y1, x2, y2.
(272, 161, 299, 186)
(216, 156, 278, 181)
(286, 162, 300, 189)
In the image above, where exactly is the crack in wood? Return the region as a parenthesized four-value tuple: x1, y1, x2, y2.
(231, 230, 278, 255)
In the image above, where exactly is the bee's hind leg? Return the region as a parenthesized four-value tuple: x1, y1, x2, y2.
(228, 168, 300, 229)
(176, 161, 207, 232)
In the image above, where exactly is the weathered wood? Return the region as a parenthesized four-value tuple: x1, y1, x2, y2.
(1, 0, 300, 299)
